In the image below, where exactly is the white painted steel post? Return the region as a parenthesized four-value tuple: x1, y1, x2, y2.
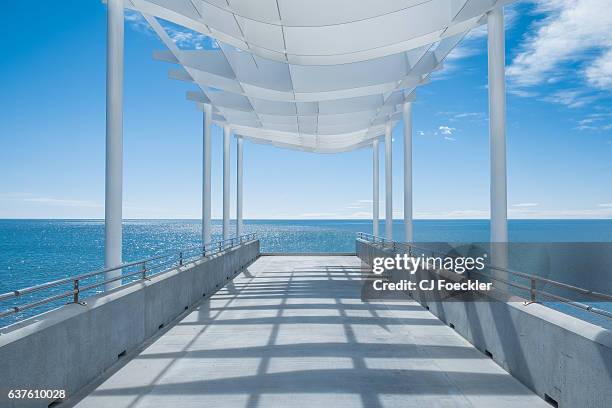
(373, 140, 379, 237)
(488, 8, 508, 243)
(385, 123, 393, 240)
(105, 0, 124, 291)
(236, 136, 243, 237)
(223, 125, 231, 240)
(488, 7, 509, 288)
(202, 104, 212, 245)
(403, 102, 413, 243)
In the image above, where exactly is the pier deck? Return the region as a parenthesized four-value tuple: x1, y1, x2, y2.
(74, 255, 548, 408)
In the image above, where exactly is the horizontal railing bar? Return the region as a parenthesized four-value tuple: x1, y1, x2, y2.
(357, 232, 612, 319)
(0, 234, 257, 321)
(144, 259, 180, 273)
(469, 270, 534, 294)
(455, 266, 612, 319)
(5, 276, 80, 298)
(486, 264, 612, 301)
(357, 233, 612, 302)
(0, 234, 257, 303)
(0, 290, 77, 318)
(78, 268, 146, 293)
(462, 270, 612, 320)
(534, 290, 612, 319)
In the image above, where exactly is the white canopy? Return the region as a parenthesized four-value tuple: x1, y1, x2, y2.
(127, 0, 511, 152)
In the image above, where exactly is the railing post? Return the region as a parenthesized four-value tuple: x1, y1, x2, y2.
(179, 251, 183, 266)
(141, 261, 147, 280)
(73, 279, 79, 304)
(202, 245, 206, 257)
(530, 278, 537, 303)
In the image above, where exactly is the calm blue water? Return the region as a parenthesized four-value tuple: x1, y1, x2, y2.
(1, 219, 611, 328)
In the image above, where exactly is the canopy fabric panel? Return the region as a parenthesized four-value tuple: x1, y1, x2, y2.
(127, 0, 511, 152)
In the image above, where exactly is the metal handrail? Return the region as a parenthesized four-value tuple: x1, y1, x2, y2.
(356, 232, 612, 319)
(0, 233, 257, 320)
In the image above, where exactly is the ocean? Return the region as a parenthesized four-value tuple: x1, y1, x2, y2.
(1, 219, 611, 328)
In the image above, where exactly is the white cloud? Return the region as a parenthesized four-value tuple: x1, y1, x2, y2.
(453, 112, 484, 120)
(164, 25, 209, 50)
(22, 197, 101, 208)
(415, 210, 489, 219)
(0, 193, 101, 208)
(408, 206, 612, 219)
(541, 88, 598, 108)
(439, 126, 455, 135)
(508, 207, 612, 219)
(0, 193, 185, 218)
(125, 10, 213, 50)
(513, 202, 540, 207)
(125, 10, 151, 34)
(574, 110, 612, 131)
(585, 49, 612, 90)
(299, 212, 338, 218)
(508, 0, 612, 94)
(440, 6, 518, 74)
(345, 199, 372, 210)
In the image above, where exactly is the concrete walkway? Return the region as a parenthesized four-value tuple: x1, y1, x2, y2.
(74, 256, 549, 408)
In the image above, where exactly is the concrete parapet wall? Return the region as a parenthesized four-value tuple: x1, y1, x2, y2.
(357, 239, 612, 408)
(0, 240, 260, 408)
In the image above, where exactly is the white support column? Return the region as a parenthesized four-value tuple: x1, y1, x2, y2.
(372, 139, 379, 236)
(403, 103, 413, 243)
(488, 7, 508, 289)
(105, 0, 124, 291)
(488, 7, 508, 244)
(236, 136, 243, 237)
(223, 124, 231, 240)
(385, 123, 393, 240)
(202, 104, 212, 245)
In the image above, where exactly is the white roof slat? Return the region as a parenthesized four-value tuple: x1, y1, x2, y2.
(130, 0, 512, 152)
(289, 54, 409, 92)
(227, 0, 281, 24)
(281, 0, 449, 57)
(276, 0, 435, 27)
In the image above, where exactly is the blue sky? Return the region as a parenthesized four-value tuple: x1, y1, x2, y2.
(0, 0, 611, 219)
